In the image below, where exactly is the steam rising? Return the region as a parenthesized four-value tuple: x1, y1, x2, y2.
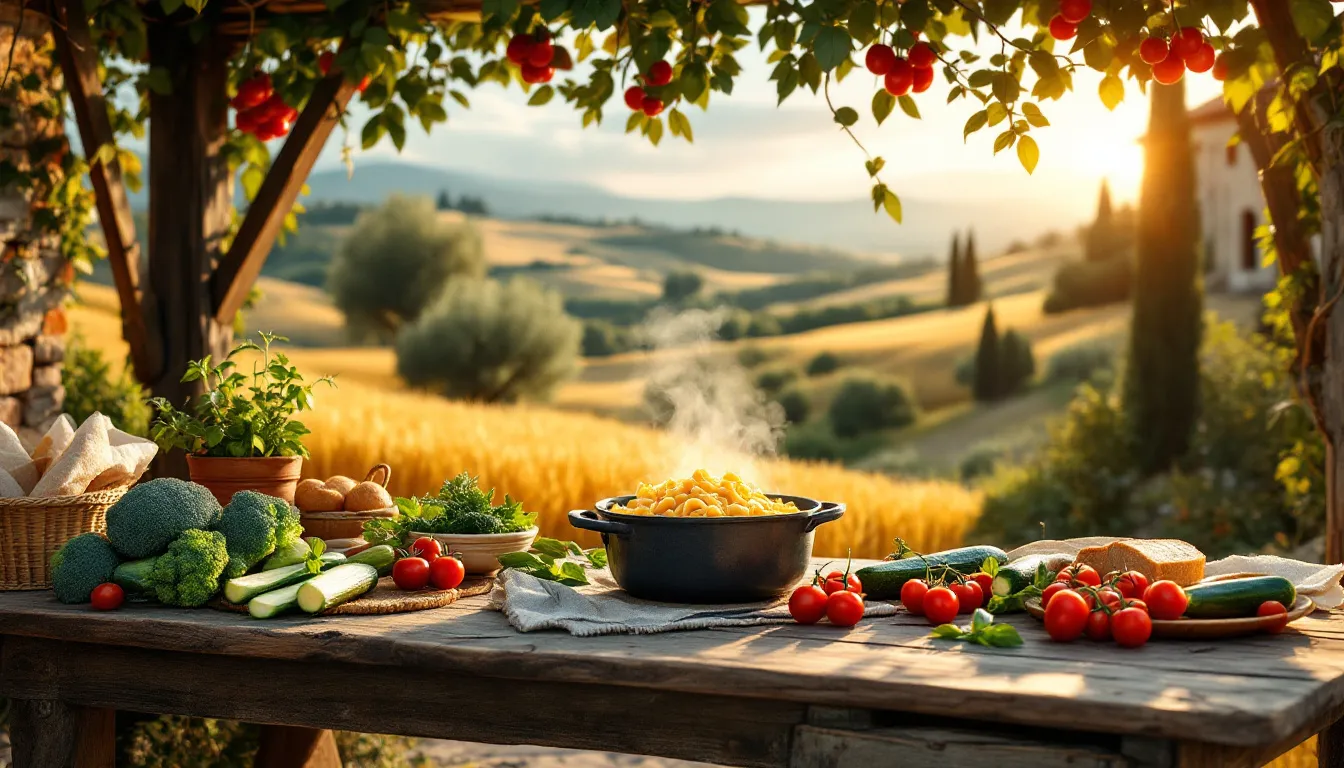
(640, 309, 784, 482)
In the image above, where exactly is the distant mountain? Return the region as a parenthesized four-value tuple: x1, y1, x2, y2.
(124, 159, 1068, 260)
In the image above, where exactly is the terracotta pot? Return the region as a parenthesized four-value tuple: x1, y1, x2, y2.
(186, 455, 303, 506)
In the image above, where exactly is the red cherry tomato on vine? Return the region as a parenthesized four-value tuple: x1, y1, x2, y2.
(900, 578, 929, 615)
(824, 570, 862, 594)
(91, 583, 124, 611)
(1044, 589, 1089, 641)
(1212, 54, 1229, 81)
(1040, 581, 1069, 608)
(411, 536, 442, 562)
(1170, 27, 1205, 59)
(527, 38, 555, 67)
(1085, 609, 1111, 641)
(429, 555, 465, 590)
(949, 580, 982, 613)
(789, 584, 829, 624)
(317, 50, 335, 75)
(968, 572, 993, 598)
(865, 44, 897, 75)
(1057, 564, 1100, 587)
(232, 73, 271, 110)
(1111, 607, 1153, 647)
(1058, 0, 1091, 23)
(1142, 580, 1188, 620)
(645, 60, 674, 87)
(641, 97, 664, 117)
(907, 42, 936, 69)
(1139, 37, 1169, 65)
(1257, 600, 1289, 633)
(393, 557, 431, 590)
(506, 34, 534, 65)
(1048, 14, 1077, 41)
(1152, 54, 1185, 85)
(922, 586, 959, 625)
(883, 58, 913, 96)
(1125, 598, 1148, 614)
(1115, 571, 1149, 599)
(624, 86, 647, 111)
(826, 590, 865, 628)
(1184, 42, 1216, 74)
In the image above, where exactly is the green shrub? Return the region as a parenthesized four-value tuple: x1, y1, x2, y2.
(662, 271, 704, 304)
(737, 345, 772, 368)
(998, 330, 1036, 395)
(755, 367, 799, 395)
(1045, 343, 1116, 384)
(975, 319, 1324, 557)
(828, 376, 918, 438)
(775, 387, 810, 424)
(781, 422, 886, 463)
(1042, 257, 1131, 314)
(396, 277, 581, 403)
(62, 336, 151, 437)
(582, 320, 635, 357)
(806, 351, 840, 376)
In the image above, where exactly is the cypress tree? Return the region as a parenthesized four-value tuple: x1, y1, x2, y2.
(1123, 79, 1203, 474)
(946, 232, 961, 307)
(962, 229, 982, 303)
(1086, 180, 1116, 262)
(972, 305, 1000, 401)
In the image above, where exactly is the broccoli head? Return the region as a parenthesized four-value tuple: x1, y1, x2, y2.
(213, 490, 302, 578)
(106, 478, 223, 559)
(146, 529, 228, 607)
(50, 533, 122, 604)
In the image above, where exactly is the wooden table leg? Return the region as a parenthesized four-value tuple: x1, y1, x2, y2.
(8, 699, 114, 768)
(1320, 720, 1344, 768)
(255, 725, 343, 768)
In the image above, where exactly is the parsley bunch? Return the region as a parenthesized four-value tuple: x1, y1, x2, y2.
(363, 473, 536, 547)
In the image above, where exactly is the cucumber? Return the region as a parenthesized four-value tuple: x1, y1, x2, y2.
(344, 544, 396, 575)
(249, 583, 303, 619)
(262, 539, 312, 570)
(991, 554, 1074, 597)
(296, 563, 379, 614)
(1183, 576, 1297, 619)
(112, 558, 158, 598)
(857, 545, 1008, 600)
(223, 552, 345, 604)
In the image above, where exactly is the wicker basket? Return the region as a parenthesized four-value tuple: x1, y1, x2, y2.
(0, 488, 126, 590)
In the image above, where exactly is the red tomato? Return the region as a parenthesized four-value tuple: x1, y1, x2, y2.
(646, 60, 674, 87)
(1056, 564, 1099, 586)
(506, 34, 534, 65)
(1058, 0, 1091, 23)
(1085, 609, 1111, 641)
(1115, 571, 1149, 599)
(1138, 36, 1169, 65)
(624, 85, 647, 111)
(232, 73, 272, 110)
(1152, 54, 1185, 85)
(641, 96, 664, 117)
(1184, 42, 1216, 73)
(1257, 600, 1289, 633)
(922, 586, 959, 625)
(235, 107, 262, 135)
(1125, 599, 1149, 614)
(410, 536, 442, 562)
(883, 58, 913, 96)
(317, 50, 335, 75)
(1048, 14, 1077, 41)
(1212, 54, 1229, 81)
(865, 44, 897, 75)
(429, 555, 465, 590)
(789, 585, 829, 624)
(527, 37, 555, 67)
(392, 557, 431, 590)
(1041, 582, 1069, 608)
(900, 578, 929, 615)
(968, 572, 993, 600)
(907, 42, 936, 69)
(1043, 589, 1089, 642)
(1170, 26, 1205, 59)
(90, 582, 124, 611)
(1142, 580, 1188, 621)
(949, 581, 982, 613)
(911, 65, 935, 93)
(1097, 588, 1122, 608)
(1111, 607, 1153, 648)
(824, 570, 863, 594)
(521, 63, 554, 84)
(826, 590, 865, 628)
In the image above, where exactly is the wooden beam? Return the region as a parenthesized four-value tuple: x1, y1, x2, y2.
(47, 0, 160, 381)
(211, 72, 356, 324)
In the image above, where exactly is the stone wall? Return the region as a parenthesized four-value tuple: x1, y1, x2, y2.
(0, 12, 67, 441)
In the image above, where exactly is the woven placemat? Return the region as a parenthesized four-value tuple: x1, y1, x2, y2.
(212, 575, 494, 616)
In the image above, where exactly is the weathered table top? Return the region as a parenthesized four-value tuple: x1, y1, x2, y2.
(2, 564, 1344, 766)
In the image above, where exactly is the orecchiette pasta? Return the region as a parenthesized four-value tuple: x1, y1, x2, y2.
(614, 470, 797, 517)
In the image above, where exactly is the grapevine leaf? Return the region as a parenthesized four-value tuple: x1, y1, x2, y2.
(813, 26, 853, 72)
(872, 89, 895, 125)
(834, 106, 859, 127)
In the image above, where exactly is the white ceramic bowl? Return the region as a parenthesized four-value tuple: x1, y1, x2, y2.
(410, 527, 540, 576)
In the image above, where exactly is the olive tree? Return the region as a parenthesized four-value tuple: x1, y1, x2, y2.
(395, 277, 582, 402)
(328, 194, 485, 342)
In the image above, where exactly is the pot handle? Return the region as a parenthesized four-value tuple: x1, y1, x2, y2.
(568, 509, 633, 537)
(804, 501, 846, 532)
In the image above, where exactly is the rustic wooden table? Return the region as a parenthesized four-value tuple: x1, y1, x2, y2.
(2, 573, 1344, 768)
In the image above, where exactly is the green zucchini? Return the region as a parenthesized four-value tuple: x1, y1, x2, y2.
(991, 554, 1074, 597)
(223, 553, 345, 604)
(111, 558, 158, 598)
(1183, 576, 1296, 619)
(249, 583, 303, 619)
(296, 563, 379, 614)
(344, 544, 396, 575)
(857, 545, 1008, 600)
(262, 539, 312, 570)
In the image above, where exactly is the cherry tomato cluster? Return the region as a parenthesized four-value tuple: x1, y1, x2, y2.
(231, 74, 298, 141)
(1042, 566, 1162, 647)
(506, 31, 573, 85)
(1137, 27, 1218, 85)
(1047, 0, 1093, 41)
(391, 536, 466, 592)
(788, 566, 865, 628)
(863, 40, 938, 97)
(623, 60, 674, 118)
(898, 568, 992, 625)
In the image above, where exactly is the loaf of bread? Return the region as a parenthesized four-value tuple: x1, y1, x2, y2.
(1075, 539, 1130, 575)
(1070, 538, 1205, 586)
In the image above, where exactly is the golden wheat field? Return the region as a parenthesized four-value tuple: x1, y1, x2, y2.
(298, 381, 980, 559)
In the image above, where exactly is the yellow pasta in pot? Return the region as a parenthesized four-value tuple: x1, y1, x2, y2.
(613, 470, 799, 518)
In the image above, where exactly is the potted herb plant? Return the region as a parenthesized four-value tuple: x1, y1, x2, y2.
(149, 332, 334, 505)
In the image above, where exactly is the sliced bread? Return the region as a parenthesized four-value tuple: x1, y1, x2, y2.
(1109, 539, 1205, 586)
(1075, 539, 1130, 575)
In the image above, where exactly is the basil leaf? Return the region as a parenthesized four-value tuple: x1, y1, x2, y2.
(981, 623, 1024, 647)
(970, 608, 992, 634)
(981, 557, 1000, 578)
(930, 624, 965, 639)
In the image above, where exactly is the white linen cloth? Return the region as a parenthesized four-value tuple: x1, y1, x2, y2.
(491, 567, 898, 636)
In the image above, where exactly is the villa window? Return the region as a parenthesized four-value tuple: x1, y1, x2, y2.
(1241, 210, 1258, 271)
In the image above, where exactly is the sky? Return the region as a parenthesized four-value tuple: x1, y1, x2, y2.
(306, 12, 1226, 219)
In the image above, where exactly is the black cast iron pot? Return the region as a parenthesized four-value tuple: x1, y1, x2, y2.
(568, 494, 845, 603)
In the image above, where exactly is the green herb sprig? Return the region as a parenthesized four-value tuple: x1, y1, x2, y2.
(931, 608, 1024, 648)
(363, 472, 537, 547)
(497, 537, 608, 586)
